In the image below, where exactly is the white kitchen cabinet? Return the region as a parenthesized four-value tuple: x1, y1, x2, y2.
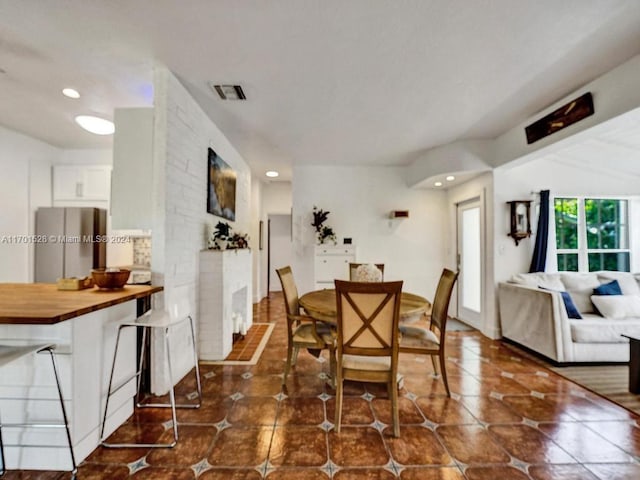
(314, 245, 356, 289)
(110, 108, 154, 230)
(53, 165, 111, 201)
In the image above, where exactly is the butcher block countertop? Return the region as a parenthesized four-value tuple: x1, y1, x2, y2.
(0, 283, 163, 324)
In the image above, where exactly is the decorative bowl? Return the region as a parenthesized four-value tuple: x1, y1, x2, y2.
(91, 268, 131, 289)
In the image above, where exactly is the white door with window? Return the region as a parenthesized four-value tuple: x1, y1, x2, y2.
(457, 198, 482, 329)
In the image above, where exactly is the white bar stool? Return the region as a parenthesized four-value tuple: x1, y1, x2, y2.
(0, 344, 76, 476)
(100, 287, 202, 448)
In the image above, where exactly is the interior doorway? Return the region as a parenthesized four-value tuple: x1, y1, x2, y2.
(456, 197, 482, 330)
(268, 214, 293, 292)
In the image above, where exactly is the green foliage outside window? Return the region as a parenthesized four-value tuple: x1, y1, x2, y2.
(554, 197, 629, 272)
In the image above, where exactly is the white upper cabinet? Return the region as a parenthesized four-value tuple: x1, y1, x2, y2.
(110, 108, 154, 230)
(53, 165, 112, 201)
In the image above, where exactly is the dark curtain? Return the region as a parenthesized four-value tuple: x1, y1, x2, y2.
(529, 190, 550, 273)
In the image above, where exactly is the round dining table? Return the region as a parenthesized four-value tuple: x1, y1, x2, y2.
(299, 289, 431, 325)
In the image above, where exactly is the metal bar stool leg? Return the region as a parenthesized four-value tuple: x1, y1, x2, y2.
(164, 327, 179, 445)
(100, 325, 126, 443)
(42, 346, 77, 476)
(0, 409, 5, 477)
(188, 316, 203, 405)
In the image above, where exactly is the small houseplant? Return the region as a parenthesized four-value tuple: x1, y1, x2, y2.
(311, 206, 337, 245)
(208, 221, 249, 250)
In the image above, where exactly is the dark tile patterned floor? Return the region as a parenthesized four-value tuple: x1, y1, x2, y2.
(8, 293, 640, 479)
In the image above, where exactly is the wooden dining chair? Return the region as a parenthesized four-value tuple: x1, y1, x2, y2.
(349, 263, 385, 281)
(276, 266, 336, 386)
(399, 268, 458, 397)
(334, 279, 403, 437)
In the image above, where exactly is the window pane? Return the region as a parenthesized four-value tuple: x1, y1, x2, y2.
(554, 198, 578, 249)
(588, 252, 630, 272)
(585, 199, 629, 250)
(557, 253, 578, 271)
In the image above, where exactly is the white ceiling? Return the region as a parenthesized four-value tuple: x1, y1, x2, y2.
(1, 1, 640, 181)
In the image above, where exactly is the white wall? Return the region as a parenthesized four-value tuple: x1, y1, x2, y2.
(251, 175, 264, 301)
(54, 149, 112, 165)
(263, 181, 292, 214)
(150, 66, 252, 392)
(261, 181, 292, 296)
(292, 165, 447, 298)
(268, 214, 293, 291)
(0, 125, 58, 282)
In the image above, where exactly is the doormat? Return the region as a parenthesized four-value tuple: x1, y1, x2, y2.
(201, 323, 274, 365)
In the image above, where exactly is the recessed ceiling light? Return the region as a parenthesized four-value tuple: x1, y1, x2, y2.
(434, 181, 443, 187)
(446, 175, 455, 181)
(62, 88, 80, 99)
(74, 115, 115, 135)
(265, 171, 279, 178)
(211, 84, 246, 100)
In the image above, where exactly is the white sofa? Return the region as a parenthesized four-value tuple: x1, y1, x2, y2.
(498, 271, 640, 363)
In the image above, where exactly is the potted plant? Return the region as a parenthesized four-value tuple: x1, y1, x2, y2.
(209, 221, 232, 250)
(311, 206, 337, 245)
(208, 221, 250, 250)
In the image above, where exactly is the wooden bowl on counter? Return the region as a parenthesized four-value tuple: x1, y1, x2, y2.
(91, 268, 131, 289)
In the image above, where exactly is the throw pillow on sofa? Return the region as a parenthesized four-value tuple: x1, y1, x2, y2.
(597, 271, 640, 296)
(590, 295, 640, 319)
(561, 273, 600, 314)
(593, 279, 623, 296)
(539, 287, 582, 319)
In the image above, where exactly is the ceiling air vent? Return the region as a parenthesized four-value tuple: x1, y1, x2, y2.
(211, 84, 246, 100)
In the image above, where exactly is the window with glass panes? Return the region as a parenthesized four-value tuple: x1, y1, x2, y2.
(554, 197, 630, 272)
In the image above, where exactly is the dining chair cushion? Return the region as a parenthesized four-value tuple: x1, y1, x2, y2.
(292, 323, 335, 345)
(342, 353, 391, 371)
(399, 325, 440, 347)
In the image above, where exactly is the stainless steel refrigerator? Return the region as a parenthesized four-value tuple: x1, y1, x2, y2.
(34, 207, 107, 282)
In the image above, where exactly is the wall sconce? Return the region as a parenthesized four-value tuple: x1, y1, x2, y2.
(507, 200, 531, 246)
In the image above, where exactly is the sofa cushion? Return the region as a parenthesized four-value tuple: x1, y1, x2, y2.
(561, 273, 600, 314)
(597, 271, 640, 296)
(591, 295, 640, 319)
(593, 280, 622, 296)
(511, 273, 564, 290)
(570, 313, 640, 343)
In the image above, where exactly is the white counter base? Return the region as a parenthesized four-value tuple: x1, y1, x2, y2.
(0, 300, 138, 471)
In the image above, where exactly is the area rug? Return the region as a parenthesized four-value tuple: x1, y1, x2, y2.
(201, 322, 274, 365)
(547, 364, 640, 415)
(503, 341, 640, 415)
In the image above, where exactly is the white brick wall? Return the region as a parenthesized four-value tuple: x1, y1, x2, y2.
(199, 249, 252, 360)
(150, 66, 253, 392)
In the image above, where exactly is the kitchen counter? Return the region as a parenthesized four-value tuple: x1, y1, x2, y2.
(0, 283, 163, 324)
(0, 282, 162, 470)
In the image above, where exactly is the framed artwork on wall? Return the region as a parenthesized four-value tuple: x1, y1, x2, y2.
(207, 148, 236, 221)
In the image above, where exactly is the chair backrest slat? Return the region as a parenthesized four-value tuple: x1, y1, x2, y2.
(430, 269, 459, 336)
(335, 280, 402, 357)
(276, 266, 300, 317)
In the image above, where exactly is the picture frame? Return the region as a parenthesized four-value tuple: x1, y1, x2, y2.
(207, 148, 237, 221)
(259, 220, 264, 250)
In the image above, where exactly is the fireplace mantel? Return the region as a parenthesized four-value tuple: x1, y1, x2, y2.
(198, 249, 252, 360)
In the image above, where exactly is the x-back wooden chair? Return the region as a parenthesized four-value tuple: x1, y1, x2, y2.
(276, 266, 336, 386)
(334, 279, 403, 437)
(399, 268, 458, 397)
